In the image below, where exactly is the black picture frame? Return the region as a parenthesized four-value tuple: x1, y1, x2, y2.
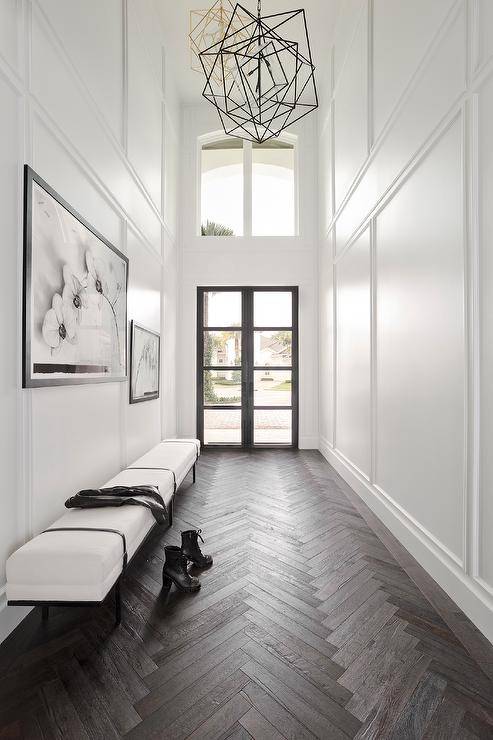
(23, 165, 129, 388)
(129, 321, 161, 404)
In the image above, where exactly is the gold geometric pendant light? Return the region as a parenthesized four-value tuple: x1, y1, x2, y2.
(189, 0, 249, 84)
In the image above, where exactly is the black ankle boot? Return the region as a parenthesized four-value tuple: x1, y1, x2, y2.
(162, 546, 201, 593)
(181, 529, 213, 568)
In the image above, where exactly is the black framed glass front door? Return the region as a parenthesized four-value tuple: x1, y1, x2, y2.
(197, 287, 299, 448)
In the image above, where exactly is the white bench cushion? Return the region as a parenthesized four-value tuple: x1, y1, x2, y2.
(162, 439, 201, 454)
(129, 440, 200, 488)
(6, 505, 155, 603)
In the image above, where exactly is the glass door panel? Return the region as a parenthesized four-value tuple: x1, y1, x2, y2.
(254, 291, 293, 326)
(254, 330, 292, 366)
(254, 370, 292, 406)
(204, 370, 242, 406)
(204, 331, 242, 366)
(204, 410, 242, 445)
(203, 290, 242, 326)
(252, 289, 296, 447)
(254, 410, 292, 445)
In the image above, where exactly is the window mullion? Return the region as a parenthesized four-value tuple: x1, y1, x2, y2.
(244, 141, 252, 237)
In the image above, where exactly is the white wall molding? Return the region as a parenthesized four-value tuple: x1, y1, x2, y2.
(182, 239, 315, 255)
(320, 435, 334, 451)
(319, 440, 493, 644)
(331, 0, 368, 102)
(29, 0, 177, 246)
(299, 436, 319, 450)
(474, 61, 493, 594)
(369, 217, 376, 486)
(325, 0, 467, 242)
(128, 0, 165, 107)
(0, 49, 25, 97)
(0, 26, 175, 260)
(122, 0, 129, 153)
(328, 443, 463, 569)
(472, 52, 493, 95)
(331, 245, 337, 449)
(464, 92, 481, 579)
(0, 0, 179, 645)
(318, 0, 493, 643)
(470, 0, 493, 79)
(31, 109, 165, 264)
(0, 587, 30, 645)
(333, 109, 464, 265)
(475, 576, 493, 600)
(2, 7, 36, 637)
(334, 447, 371, 484)
(0, 0, 24, 82)
(31, 0, 172, 231)
(470, 0, 480, 75)
(366, 0, 374, 152)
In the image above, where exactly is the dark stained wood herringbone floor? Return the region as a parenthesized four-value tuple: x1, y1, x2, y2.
(1, 450, 493, 739)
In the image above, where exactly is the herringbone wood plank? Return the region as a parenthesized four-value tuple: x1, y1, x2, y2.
(1, 450, 493, 739)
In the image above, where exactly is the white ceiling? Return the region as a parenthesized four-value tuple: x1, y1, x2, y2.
(158, 0, 342, 103)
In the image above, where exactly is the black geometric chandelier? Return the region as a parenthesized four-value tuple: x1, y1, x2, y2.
(198, 0, 318, 144)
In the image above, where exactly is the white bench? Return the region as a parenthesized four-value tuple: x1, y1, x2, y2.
(6, 438, 200, 624)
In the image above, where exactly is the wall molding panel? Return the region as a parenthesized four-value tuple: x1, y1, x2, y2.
(325, 0, 467, 248)
(31, 0, 173, 236)
(476, 66, 493, 595)
(319, 439, 493, 644)
(0, 0, 179, 644)
(319, 0, 493, 642)
(322, 439, 465, 570)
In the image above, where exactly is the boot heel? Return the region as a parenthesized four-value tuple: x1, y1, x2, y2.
(162, 545, 201, 594)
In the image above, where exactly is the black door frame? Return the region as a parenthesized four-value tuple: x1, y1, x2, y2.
(197, 286, 299, 449)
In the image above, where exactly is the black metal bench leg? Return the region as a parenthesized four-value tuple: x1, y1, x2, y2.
(193, 463, 196, 484)
(115, 580, 121, 625)
(42, 606, 49, 621)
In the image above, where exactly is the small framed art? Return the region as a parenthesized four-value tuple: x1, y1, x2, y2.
(130, 321, 160, 404)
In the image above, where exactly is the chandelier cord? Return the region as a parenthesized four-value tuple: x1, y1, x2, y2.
(257, 0, 261, 19)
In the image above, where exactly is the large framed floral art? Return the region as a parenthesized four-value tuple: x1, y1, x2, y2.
(22, 166, 128, 387)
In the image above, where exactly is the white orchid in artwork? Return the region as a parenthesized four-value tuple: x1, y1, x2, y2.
(86, 250, 109, 300)
(42, 293, 78, 353)
(62, 264, 88, 324)
(40, 251, 123, 367)
(85, 249, 123, 364)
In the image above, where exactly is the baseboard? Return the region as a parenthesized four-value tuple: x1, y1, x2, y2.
(299, 435, 319, 449)
(319, 438, 493, 646)
(0, 590, 31, 644)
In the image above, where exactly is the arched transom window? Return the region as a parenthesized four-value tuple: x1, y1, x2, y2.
(200, 135, 297, 237)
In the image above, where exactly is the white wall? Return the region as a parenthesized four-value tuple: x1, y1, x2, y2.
(0, 0, 179, 643)
(178, 105, 319, 449)
(318, 0, 493, 644)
